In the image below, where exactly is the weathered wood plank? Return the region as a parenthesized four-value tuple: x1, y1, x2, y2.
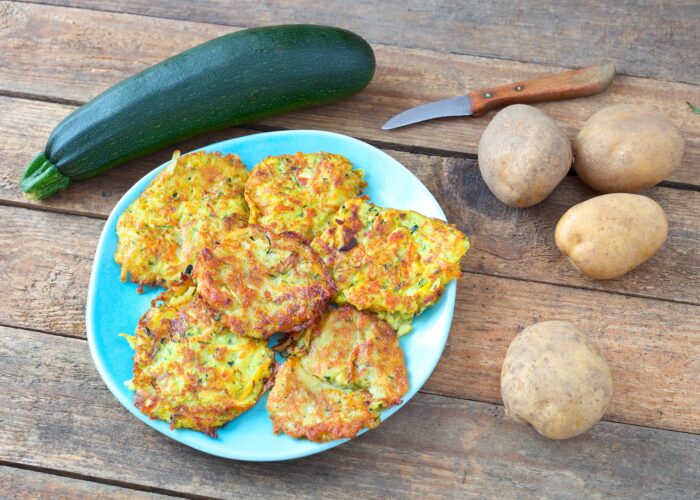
(393, 150, 700, 306)
(1, 206, 697, 432)
(0, 206, 100, 335)
(3, 2, 698, 496)
(15, 0, 700, 84)
(2, 2, 699, 185)
(2, 97, 698, 305)
(430, 272, 700, 434)
(2, 325, 699, 498)
(0, 466, 170, 499)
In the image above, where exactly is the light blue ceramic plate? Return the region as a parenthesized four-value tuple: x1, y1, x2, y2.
(86, 130, 456, 461)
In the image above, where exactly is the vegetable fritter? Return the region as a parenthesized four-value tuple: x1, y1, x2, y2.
(193, 224, 336, 339)
(123, 277, 274, 436)
(244, 152, 366, 241)
(311, 197, 469, 335)
(294, 306, 408, 407)
(115, 151, 249, 289)
(268, 306, 408, 442)
(267, 356, 380, 442)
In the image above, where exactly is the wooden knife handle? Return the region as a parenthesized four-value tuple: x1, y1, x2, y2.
(469, 62, 615, 116)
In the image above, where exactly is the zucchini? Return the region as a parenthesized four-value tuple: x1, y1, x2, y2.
(20, 25, 375, 199)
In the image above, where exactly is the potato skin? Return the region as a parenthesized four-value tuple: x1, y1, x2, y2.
(501, 321, 612, 440)
(555, 193, 668, 280)
(573, 104, 684, 193)
(478, 104, 572, 207)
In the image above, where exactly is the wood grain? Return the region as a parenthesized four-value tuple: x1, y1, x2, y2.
(2, 0, 699, 495)
(2, 325, 699, 498)
(0, 466, 169, 499)
(430, 273, 700, 434)
(17, 0, 700, 84)
(0, 206, 101, 335)
(468, 62, 616, 116)
(1, 2, 699, 185)
(1, 206, 697, 433)
(2, 97, 698, 305)
(392, 150, 700, 306)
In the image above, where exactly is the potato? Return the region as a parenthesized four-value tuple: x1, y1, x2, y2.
(573, 104, 685, 193)
(501, 321, 613, 440)
(478, 104, 572, 207)
(555, 193, 667, 280)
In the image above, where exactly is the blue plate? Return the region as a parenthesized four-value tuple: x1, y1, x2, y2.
(86, 130, 456, 461)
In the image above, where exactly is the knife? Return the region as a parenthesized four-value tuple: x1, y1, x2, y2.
(382, 62, 616, 130)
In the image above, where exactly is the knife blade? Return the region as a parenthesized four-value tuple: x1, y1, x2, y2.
(381, 62, 615, 130)
(382, 96, 473, 130)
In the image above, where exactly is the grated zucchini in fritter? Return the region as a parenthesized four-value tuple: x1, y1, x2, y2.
(115, 151, 249, 289)
(193, 224, 335, 339)
(245, 152, 365, 241)
(267, 306, 408, 442)
(123, 277, 274, 436)
(311, 197, 469, 335)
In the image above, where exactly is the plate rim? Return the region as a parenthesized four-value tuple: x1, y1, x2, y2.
(86, 129, 456, 461)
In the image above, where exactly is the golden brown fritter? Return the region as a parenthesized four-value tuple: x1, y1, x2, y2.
(122, 277, 274, 436)
(245, 152, 366, 241)
(267, 306, 408, 442)
(115, 151, 249, 289)
(193, 225, 336, 339)
(295, 306, 408, 407)
(266, 356, 380, 442)
(311, 197, 470, 335)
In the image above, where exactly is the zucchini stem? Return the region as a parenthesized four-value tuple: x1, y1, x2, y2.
(20, 153, 70, 199)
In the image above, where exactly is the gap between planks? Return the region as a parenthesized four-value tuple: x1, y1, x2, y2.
(2, 96, 698, 213)
(1, 281, 698, 438)
(1, 2, 699, 186)
(2, 317, 699, 496)
(2, 3, 698, 495)
(3, 316, 490, 404)
(423, 384, 700, 440)
(0, 198, 694, 310)
(464, 268, 699, 307)
(2, 203, 696, 432)
(11, 0, 700, 86)
(0, 460, 209, 500)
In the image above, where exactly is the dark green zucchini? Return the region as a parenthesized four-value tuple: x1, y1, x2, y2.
(20, 25, 375, 199)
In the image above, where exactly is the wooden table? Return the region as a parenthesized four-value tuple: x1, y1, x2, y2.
(1, 1, 698, 497)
